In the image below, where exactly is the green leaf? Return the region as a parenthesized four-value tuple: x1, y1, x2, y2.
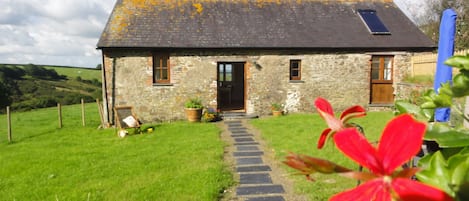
(448, 154, 469, 186)
(446, 148, 469, 200)
(452, 74, 469, 97)
(425, 123, 469, 147)
(421, 101, 437, 109)
(445, 55, 469, 70)
(416, 151, 454, 196)
(394, 101, 432, 121)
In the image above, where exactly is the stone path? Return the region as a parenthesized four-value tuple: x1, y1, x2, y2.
(224, 120, 286, 201)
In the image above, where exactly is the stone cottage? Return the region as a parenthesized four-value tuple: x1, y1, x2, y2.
(97, 0, 435, 124)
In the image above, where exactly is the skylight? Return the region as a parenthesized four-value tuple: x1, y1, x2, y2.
(357, 9, 391, 35)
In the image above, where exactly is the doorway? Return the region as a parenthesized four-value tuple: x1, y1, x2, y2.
(217, 62, 245, 111)
(370, 55, 394, 104)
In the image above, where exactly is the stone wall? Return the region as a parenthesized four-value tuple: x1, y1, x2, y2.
(102, 49, 419, 124)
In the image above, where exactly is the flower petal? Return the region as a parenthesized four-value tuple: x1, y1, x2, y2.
(340, 105, 366, 122)
(314, 97, 334, 116)
(317, 128, 332, 149)
(330, 178, 392, 201)
(333, 128, 383, 174)
(377, 114, 426, 174)
(392, 178, 453, 201)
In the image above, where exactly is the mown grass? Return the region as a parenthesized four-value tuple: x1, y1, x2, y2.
(250, 112, 394, 200)
(0, 104, 233, 200)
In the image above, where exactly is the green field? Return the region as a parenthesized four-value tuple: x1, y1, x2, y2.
(0, 64, 102, 112)
(0, 104, 233, 200)
(44, 65, 102, 81)
(250, 112, 395, 200)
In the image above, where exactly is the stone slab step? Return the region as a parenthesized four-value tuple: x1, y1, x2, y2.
(236, 185, 285, 196)
(234, 137, 255, 143)
(245, 196, 285, 201)
(230, 130, 250, 134)
(236, 165, 272, 172)
(237, 157, 263, 165)
(234, 151, 263, 157)
(232, 134, 253, 138)
(239, 173, 272, 184)
(234, 142, 260, 146)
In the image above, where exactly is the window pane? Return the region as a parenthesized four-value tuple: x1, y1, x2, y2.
(371, 57, 380, 80)
(291, 70, 299, 77)
(155, 56, 162, 67)
(162, 68, 168, 80)
(225, 64, 232, 81)
(161, 57, 167, 67)
(290, 60, 301, 80)
(383, 57, 392, 80)
(153, 53, 170, 83)
(218, 64, 224, 81)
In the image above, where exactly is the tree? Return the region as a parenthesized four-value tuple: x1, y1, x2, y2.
(0, 72, 12, 108)
(96, 64, 102, 70)
(420, 0, 469, 50)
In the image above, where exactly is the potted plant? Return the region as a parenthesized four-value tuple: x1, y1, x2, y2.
(184, 98, 204, 122)
(202, 107, 221, 122)
(271, 103, 283, 117)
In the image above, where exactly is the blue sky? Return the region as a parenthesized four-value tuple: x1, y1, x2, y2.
(0, 0, 427, 68)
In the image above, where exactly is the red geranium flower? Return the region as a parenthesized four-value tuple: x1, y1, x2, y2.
(330, 114, 453, 201)
(314, 97, 366, 149)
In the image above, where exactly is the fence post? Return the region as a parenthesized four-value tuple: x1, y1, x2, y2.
(7, 106, 12, 142)
(81, 98, 86, 127)
(58, 103, 62, 128)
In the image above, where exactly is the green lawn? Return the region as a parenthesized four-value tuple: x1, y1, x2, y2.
(0, 104, 233, 200)
(250, 112, 394, 200)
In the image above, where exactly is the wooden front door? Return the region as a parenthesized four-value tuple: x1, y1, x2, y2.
(370, 55, 394, 104)
(217, 62, 245, 110)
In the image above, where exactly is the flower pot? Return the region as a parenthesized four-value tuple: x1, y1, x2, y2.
(185, 108, 203, 122)
(272, 110, 283, 117)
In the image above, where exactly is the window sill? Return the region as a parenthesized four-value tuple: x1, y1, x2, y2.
(289, 80, 304, 84)
(153, 83, 174, 87)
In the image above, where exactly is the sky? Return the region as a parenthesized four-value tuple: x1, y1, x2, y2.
(0, 0, 427, 68)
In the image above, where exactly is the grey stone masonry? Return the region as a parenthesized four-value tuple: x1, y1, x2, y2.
(101, 49, 422, 124)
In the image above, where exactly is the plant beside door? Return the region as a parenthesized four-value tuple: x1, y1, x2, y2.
(185, 98, 204, 122)
(271, 103, 284, 117)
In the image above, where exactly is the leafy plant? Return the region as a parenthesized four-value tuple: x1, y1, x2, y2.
(202, 107, 221, 122)
(185, 98, 204, 109)
(271, 103, 283, 111)
(394, 54, 469, 201)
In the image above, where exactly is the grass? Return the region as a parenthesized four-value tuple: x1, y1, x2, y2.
(44, 66, 101, 81)
(0, 104, 233, 200)
(250, 112, 395, 200)
(402, 74, 434, 85)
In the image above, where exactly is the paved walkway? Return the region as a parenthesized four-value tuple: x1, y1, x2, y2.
(223, 120, 286, 201)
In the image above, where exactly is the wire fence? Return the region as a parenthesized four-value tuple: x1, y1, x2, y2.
(3, 99, 104, 143)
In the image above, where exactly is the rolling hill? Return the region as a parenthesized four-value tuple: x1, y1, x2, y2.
(0, 64, 102, 112)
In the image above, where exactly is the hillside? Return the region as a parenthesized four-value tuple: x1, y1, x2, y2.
(0, 64, 102, 112)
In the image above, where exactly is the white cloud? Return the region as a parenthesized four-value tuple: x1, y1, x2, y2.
(0, 0, 116, 68)
(0, 0, 430, 68)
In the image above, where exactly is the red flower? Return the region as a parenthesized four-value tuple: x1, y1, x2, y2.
(314, 97, 366, 149)
(330, 114, 453, 201)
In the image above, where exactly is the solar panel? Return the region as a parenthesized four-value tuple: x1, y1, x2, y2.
(357, 9, 391, 35)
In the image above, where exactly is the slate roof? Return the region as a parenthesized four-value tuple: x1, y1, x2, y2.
(97, 0, 435, 50)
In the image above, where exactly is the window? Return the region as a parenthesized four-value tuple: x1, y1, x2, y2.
(371, 56, 393, 82)
(357, 9, 391, 35)
(153, 53, 170, 84)
(290, 60, 301, 80)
